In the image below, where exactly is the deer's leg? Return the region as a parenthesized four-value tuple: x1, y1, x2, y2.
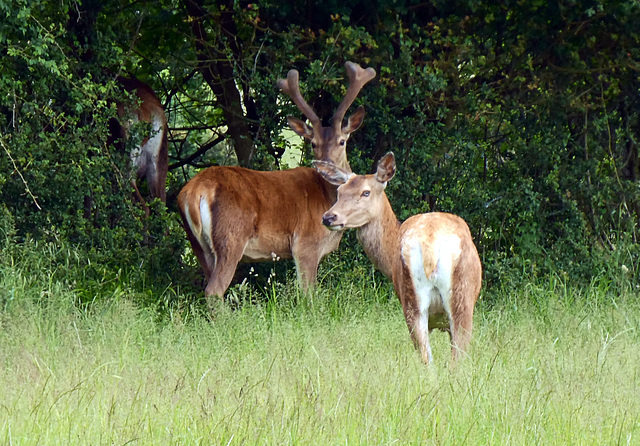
(449, 266, 477, 362)
(450, 305, 473, 362)
(191, 238, 214, 282)
(403, 302, 433, 365)
(149, 167, 168, 203)
(292, 244, 321, 292)
(203, 238, 245, 312)
(399, 284, 433, 364)
(178, 215, 214, 281)
(143, 149, 168, 203)
(397, 260, 434, 364)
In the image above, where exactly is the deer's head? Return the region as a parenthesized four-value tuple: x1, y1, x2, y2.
(314, 152, 396, 230)
(278, 61, 376, 172)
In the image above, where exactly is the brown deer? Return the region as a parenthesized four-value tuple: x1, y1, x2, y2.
(314, 152, 482, 364)
(110, 76, 168, 206)
(177, 62, 376, 311)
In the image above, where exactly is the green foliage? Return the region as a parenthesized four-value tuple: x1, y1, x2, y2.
(323, 0, 640, 288)
(0, 204, 15, 253)
(1, 0, 639, 300)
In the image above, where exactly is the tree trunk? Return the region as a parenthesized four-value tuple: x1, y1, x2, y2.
(183, 0, 255, 167)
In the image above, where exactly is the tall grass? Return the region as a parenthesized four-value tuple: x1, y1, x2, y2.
(1, 241, 639, 445)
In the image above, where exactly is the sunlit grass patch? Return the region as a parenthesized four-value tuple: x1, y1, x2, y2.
(1, 252, 639, 444)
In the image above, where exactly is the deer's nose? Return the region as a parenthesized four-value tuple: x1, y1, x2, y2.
(322, 213, 337, 227)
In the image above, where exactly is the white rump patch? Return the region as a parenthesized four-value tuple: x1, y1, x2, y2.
(199, 196, 213, 251)
(130, 114, 164, 171)
(405, 233, 462, 326)
(183, 201, 194, 234)
(146, 114, 165, 162)
(190, 195, 217, 272)
(403, 233, 462, 363)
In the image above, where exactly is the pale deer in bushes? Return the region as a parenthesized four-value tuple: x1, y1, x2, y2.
(177, 62, 376, 311)
(314, 152, 482, 364)
(110, 76, 168, 207)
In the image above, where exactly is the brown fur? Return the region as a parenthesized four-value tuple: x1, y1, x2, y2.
(178, 166, 342, 312)
(317, 153, 482, 365)
(178, 62, 376, 311)
(113, 77, 168, 205)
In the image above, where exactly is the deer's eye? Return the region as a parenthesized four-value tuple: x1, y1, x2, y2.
(361, 190, 370, 198)
(339, 140, 346, 146)
(311, 142, 317, 149)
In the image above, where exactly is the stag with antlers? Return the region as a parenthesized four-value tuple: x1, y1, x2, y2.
(178, 61, 376, 312)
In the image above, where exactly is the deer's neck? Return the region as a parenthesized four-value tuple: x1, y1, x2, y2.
(356, 195, 401, 279)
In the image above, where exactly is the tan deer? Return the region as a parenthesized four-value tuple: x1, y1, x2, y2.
(177, 62, 376, 311)
(110, 76, 168, 205)
(314, 152, 482, 364)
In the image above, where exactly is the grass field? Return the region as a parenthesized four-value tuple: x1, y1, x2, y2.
(1, 246, 639, 445)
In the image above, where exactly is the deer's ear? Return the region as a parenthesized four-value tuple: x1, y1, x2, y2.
(342, 106, 366, 134)
(313, 161, 352, 186)
(287, 116, 314, 140)
(375, 152, 396, 184)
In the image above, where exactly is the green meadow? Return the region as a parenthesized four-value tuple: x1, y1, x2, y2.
(1, 242, 639, 445)
(3, 1, 640, 443)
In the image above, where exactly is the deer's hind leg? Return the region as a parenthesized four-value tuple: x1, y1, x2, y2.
(203, 237, 247, 312)
(405, 301, 434, 365)
(449, 298, 474, 362)
(397, 261, 434, 365)
(201, 203, 253, 313)
(448, 246, 481, 362)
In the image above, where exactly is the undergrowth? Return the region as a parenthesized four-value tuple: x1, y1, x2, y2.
(1, 229, 639, 445)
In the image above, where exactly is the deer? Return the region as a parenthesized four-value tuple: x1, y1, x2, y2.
(109, 76, 168, 207)
(314, 152, 482, 365)
(177, 61, 376, 312)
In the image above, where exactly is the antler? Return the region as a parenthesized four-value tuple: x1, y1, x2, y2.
(332, 61, 376, 130)
(277, 69, 322, 129)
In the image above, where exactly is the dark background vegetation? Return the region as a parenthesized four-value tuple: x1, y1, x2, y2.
(1, 0, 638, 307)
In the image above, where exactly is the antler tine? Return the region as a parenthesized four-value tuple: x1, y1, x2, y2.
(277, 69, 322, 128)
(332, 61, 376, 129)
